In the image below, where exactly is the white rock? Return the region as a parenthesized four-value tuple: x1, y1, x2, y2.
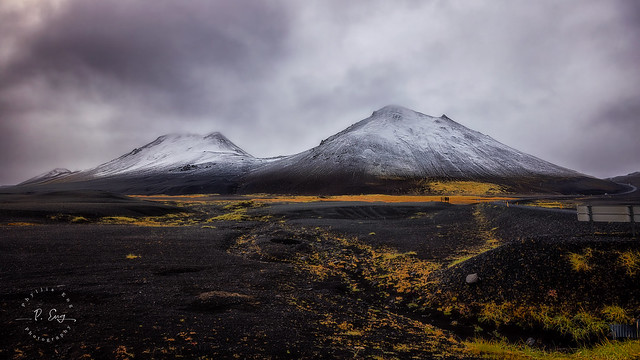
(466, 273, 479, 284)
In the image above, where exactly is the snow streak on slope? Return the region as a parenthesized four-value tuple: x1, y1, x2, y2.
(86, 132, 261, 177)
(251, 105, 579, 179)
(19, 168, 77, 185)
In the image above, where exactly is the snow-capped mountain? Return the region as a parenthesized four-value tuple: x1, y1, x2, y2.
(240, 105, 614, 194)
(14, 105, 625, 195)
(84, 132, 260, 177)
(265, 105, 578, 178)
(20, 132, 268, 195)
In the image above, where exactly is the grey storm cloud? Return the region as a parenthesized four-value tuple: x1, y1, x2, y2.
(2, 0, 289, 114)
(1, 0, 639, 185)
(0, 0, 292, 183)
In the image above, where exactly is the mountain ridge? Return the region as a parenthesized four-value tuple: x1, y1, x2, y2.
(239, 105, 595, 194)
(14, 105, 625, 195)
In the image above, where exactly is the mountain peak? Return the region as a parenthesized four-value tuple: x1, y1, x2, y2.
(141, 132, 247, 155)
(205, 131, 226, 140)
(372, 105, 421, 119)
(204, 132, 251, 156)
(372, 105, 456, 124)
(377, 104, 412, 112)
(321, 105, 444, 146)
(86, 131, 254, 177)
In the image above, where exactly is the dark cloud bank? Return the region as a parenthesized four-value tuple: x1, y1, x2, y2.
(1, 0, 639, 185)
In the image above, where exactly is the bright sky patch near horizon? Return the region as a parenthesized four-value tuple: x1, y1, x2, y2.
(1, 0, 639, 185)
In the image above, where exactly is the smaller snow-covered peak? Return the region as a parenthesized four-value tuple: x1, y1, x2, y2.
(19, 168, 75, 185)
(88, 131, 255, 177)
(132, 132, 249, 156)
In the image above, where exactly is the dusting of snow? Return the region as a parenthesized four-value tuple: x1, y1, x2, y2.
(252, 105, 580, 179)
(19, 168, 76, 185)
(85, 132, 262, 177)
(24, 105, 583, 187)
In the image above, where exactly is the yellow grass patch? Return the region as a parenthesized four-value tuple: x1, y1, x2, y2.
(101, 216, 138, 224)
(250, 194, 516, 205)
(568, 248, 593, 272)
(208, 200, 271, 222)
(524, 200, 574, 209)
(465, 338, 640, 360)
(601, 305, 631, 324)
(209, 212, 250, 221)
(418, 180, 508, 195)
(448, 254, 475, 268)
(617, 250, 640, 276)
(48, 214, 90, 223)
(133, 193, 517, 206)
(3, 222, 39, 226)
(99, 213, 196, 227)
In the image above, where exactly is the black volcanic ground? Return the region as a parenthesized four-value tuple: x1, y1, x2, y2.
(1, 190, 639, 359)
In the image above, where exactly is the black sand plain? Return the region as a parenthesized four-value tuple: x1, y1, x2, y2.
(1, 190, 639, 359)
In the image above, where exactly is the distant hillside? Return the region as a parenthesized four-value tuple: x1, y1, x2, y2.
(609, 171, 640, 188)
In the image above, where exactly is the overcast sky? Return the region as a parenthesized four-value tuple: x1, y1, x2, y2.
(1, 0, 639, 185)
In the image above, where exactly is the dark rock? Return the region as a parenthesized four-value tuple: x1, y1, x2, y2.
(526, 337, 536, 347)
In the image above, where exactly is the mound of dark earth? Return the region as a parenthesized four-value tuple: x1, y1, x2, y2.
(0, 190, 183, 222)
(438, 237, 640, 307)
(432, 203, 639, 307)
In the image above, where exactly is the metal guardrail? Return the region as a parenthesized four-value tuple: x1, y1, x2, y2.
(577, 205, 638, 236)
(610, 320, 639, 339)
(577, 205, 639, 223)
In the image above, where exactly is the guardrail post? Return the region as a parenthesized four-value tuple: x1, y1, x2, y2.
(630, 205, 636, 238)
(588, 205, 594, 233)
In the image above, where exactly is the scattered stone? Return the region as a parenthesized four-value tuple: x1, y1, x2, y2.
(465, 273, 479, 284)
(525, 337, 536, 347)
(179, 164, 199, 171)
